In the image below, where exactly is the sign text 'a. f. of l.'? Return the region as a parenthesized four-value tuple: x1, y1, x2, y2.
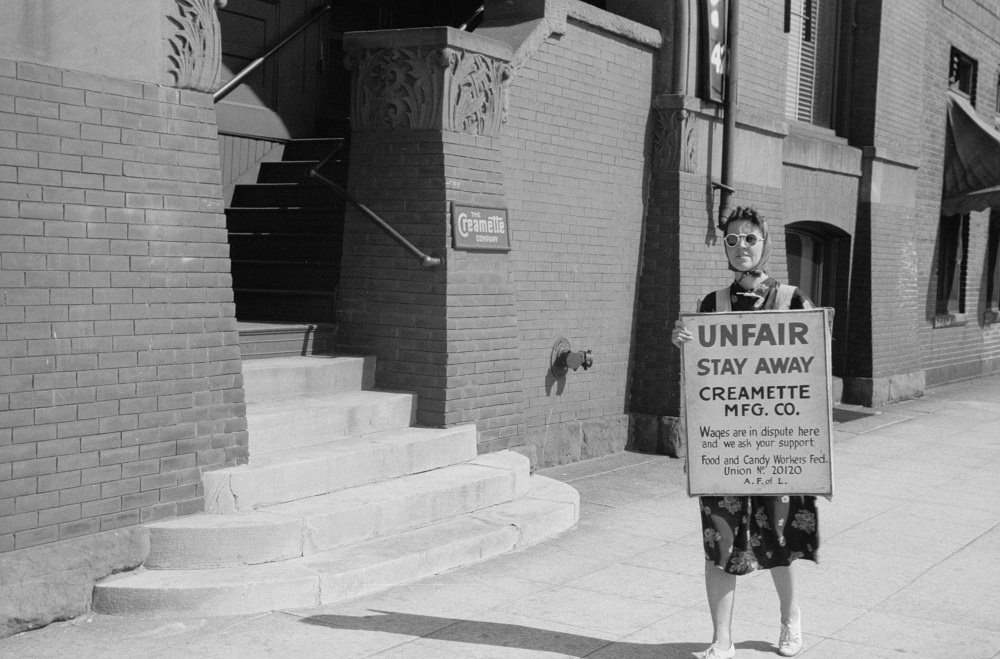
(681, 308, 834, 497)
(452, 205, 510, 252)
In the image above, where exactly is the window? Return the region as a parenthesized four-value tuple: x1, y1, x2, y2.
(784, 0, 843, 128)
(987, 212, 1000, 322)
(949, 47, 978, 105)
(786, 223, 845, 308)
(785, 222, 850, 376)
(995, 70, 1000, 115)
(935, 214, 969, 321)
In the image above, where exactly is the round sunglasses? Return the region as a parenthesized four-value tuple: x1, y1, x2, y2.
(723, 232, 761, 248)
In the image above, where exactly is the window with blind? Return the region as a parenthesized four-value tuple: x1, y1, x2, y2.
(949, 47, 977, 105)
(936, 214, 969, 320)
(784, 0, 843, 129)
(987, 212, 1000, 319)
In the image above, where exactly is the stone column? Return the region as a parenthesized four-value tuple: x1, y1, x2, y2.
(340, 28, 525, 451)
(628, 94, 704, 457)
(844, 147, 925, 405)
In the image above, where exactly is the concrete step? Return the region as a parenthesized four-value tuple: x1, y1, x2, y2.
(92, 475, 579, 616)
(203, 424, 478, 513)
(237, 322, 337, 361)
(143, 451, 530, 569)
(242, 355, 374, 402)
(281, 137, 346, 162)
(231, 182, 341, 208)
(247, 389, 415, 455)
(257, 160, 348, 184)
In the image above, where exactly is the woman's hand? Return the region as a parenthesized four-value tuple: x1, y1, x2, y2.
(671, 319, 692, 348)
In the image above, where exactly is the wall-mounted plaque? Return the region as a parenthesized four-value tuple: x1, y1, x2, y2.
(452, 205, 510, 251)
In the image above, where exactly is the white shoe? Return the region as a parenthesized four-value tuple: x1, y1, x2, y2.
(696, 641, 736, 659)
(778, 607, 803, 656)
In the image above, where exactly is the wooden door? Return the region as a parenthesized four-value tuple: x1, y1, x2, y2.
(217, 0, 327, 140)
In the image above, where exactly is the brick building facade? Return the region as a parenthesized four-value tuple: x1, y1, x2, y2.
(2, 0, 999, 637)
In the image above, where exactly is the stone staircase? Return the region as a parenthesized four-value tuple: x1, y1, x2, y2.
(92, 355, 579, 616)
(227, 138, 348, 323)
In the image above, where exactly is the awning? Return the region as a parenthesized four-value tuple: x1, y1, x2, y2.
(942, 91, 1000, 216)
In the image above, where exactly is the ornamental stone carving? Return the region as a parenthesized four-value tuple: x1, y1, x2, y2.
(652, 108, 697, 174)
(347, 46, 511, 136)
(442, 48, 511, 136)
(165, 0, 227, 92)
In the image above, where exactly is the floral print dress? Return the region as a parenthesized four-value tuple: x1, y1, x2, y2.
(696, 279, 820, 575)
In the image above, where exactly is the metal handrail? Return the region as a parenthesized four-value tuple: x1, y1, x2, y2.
(309, 151, 442, 269)
(459, 4, 485, 31)
(216, 4, 441, 269)
(213, 3, 333, 103)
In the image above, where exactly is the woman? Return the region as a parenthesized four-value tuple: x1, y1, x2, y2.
(671, 207, 818, 659)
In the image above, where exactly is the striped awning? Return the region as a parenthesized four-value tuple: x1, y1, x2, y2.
(942, 91, 1000, 216)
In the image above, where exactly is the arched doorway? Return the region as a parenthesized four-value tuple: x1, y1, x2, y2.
(786, 221, 851, 376)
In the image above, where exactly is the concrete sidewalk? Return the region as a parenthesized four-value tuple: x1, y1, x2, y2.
(5, 375, 1000, 658)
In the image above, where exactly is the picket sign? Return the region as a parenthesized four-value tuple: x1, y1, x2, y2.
(680, 308, 834, 497)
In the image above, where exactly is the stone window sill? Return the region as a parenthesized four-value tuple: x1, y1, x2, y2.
(985, 310, 1000, 325)
(933, 313, 968, 328)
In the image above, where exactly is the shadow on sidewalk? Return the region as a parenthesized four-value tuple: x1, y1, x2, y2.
(831, 406, 879, 423)
(302, 611, 776, 657)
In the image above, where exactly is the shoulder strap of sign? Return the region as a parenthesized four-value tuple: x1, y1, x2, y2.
(775, 284, 795, 310)
(714, 288, 731, 312)
(715, 284, 797, 311)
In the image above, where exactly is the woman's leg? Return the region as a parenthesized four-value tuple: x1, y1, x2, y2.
(772, 564, 804, 655)
(705, 561, 737, 648)
(770, 564, 797, 622)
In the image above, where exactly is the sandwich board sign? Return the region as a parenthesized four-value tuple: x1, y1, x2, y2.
(681, 308, 834, 497)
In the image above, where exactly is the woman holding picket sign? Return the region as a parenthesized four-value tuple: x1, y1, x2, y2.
(671, 207, 819, 659)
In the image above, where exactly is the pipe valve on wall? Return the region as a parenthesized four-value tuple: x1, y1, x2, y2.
(549, 337, 593, 379)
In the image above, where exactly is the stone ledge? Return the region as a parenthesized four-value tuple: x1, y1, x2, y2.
(842, 370, 926, 407)
(568, 1, 662, 49)
(627, 413, 684, 459)
(0, 527, 149, 639)
(523, 414, 629, 468)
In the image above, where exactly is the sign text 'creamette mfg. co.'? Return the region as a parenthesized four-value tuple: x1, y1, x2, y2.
(452, 205, 510, 251)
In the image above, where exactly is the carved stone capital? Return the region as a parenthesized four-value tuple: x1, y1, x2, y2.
(348, 45, 511, 136)
(165, 0, 225, 92)
(652, 108, 697, 174)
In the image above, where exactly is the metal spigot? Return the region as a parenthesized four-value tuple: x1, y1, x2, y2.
(549, 338, 593, 378)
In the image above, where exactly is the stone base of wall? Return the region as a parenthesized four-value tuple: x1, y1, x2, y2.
(925, 355, 1000, 388)
(0, 527, 148, 638)
(626, 413, 685, 459)
(520, 415, 630, 468)
(843, 370, 926, 407)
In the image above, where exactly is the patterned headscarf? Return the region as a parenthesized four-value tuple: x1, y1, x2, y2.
(719, 206, 772, 275)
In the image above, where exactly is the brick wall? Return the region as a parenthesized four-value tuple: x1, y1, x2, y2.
(862, 1, 924, 385)
(916, 0, 1000, 384)
(0, 59, 246, 553)
(336, 129, 450, 429)
(737, 0, 789, 118)
(339, 0, 1000, 464)
(631, 168, 683, 419)
(336, 127, 526, 449)
(442, 131, 524, 452)
(501, 17, 654, 464)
